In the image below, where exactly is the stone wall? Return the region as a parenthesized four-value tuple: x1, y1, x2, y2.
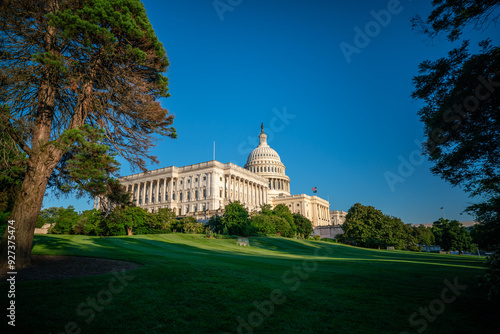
(313, 225, 343, 239)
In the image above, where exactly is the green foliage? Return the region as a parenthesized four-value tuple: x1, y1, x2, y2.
(433, 218, 472, 253)
(50, 125, 128, 204)
(412, 224, 435, 246)
(0, 211, 10, 235)
(249, 214, 275, 235)
(273, 204, 296, 235)
(270, 215, 292, 237)
(207, 214, 224, 234)
(36, 207, 59, 228)
(0, 107, 27, 213)
(178, 217, 205, 234)
(48, 206, 80, 234)
(468, 200, 500, 250)
(221, 201, 251, 236)
(312, 235, 321, 241)
(293, 213, 313, 239)
(156, 208, 177, 232)
(342, 203, 423, 251)
(412, 1, 500, 251)
(484, 246, 500, 301)
(72, 210, 103, 235)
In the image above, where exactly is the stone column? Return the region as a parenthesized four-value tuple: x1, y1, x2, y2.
(141, 182, 145, 205)
(163, 178, 167, 202)
(155, 179, 160, 204)
(169, 178, 174, 203)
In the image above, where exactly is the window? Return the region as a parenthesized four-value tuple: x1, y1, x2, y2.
(203, 176, 206, 181)
(195, 178, 198, 182)
(180, 193, 183, 201)
(195, 190, 198, 199)
(220, 190, 223, 197)
(297, 203, 300, 206)
(180, 180, 183, 185)
(220, 177, 222, 181)
(187, 192, 191, 200)
(173, 193, 176, 200)
(203, 189, 206, 198)
(188, 179, 190, 184)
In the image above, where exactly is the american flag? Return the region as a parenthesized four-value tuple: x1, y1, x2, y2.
(312, 187, 317, 193)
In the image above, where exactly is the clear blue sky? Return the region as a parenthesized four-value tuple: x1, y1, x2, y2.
(43, 0, 497, 224)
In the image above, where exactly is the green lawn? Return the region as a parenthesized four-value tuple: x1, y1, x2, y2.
(1, 234, 498, 333)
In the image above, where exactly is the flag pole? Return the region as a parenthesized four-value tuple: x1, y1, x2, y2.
(441, 207, 446, 220)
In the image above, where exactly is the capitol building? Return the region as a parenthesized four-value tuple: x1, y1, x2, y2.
(97, 125, 333, 228)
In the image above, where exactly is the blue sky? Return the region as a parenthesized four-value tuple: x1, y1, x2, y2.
(43, 0, 497, 224)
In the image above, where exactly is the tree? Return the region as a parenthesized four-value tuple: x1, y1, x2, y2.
(273, 204, 297, 237)
(293, 213, 313, 239)
(0, 107, 27, 214)
(250, 214, 275, 235)
(155, 208, 177, 232)
(432, 218, 472, 253)
(342, 203, 420, 250)
(207, 214, 224, 234)
(411, 1, 500, 250)
(221, 201, 250, 236)
(178, 217, 204, 234)
(104, 206, 150, 236)
(0, 0, 175, 267)
(72, 209, 102, 235)
(48, 206, 80, 234)
(412, 224, 436, 246)
(342, 203, 383, 247)
(271, 215, 292, 237)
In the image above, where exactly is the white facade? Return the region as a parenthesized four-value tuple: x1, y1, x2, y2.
(101, 161, 269, 216)
(330, 210, 347, 226)
(97, 125, 332, 227)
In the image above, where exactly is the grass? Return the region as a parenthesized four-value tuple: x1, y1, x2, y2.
(1, 234, 499, 333)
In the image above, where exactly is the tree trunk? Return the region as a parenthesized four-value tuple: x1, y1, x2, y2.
(0, 148, 62, 268)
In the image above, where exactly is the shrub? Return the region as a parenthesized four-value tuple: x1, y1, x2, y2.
(272, 215, 292, 237)
(49, 206, 80, 234)
(250, 214, 275, 235)
(293, 213, 313, 239)
(312, 235, 321, 241)
(484, 246, 500, 301)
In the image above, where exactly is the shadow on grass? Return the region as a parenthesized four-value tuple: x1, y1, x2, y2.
(31, 234, 487, 273)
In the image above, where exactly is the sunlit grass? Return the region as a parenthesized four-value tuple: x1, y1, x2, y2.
(1, 234, 497, 333)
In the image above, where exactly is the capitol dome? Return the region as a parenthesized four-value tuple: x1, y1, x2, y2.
(244, 124, 290, 197)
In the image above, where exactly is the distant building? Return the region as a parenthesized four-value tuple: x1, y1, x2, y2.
(330, 210, 347, 226)
(418, 221, 478, 229)
(96, 125, 333, 228)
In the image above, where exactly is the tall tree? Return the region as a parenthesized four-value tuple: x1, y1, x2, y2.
(293, 213, 313, 239)
(432, 218, 472, 253)
(0, 0, 175, 267)
(411, 1, 500, 249)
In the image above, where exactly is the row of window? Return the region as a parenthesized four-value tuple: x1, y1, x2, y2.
(137, 186, 267, 205)
(248, 165, 283, 174)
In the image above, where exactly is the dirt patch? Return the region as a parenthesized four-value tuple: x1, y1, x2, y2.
(0, 255, 142, 282)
